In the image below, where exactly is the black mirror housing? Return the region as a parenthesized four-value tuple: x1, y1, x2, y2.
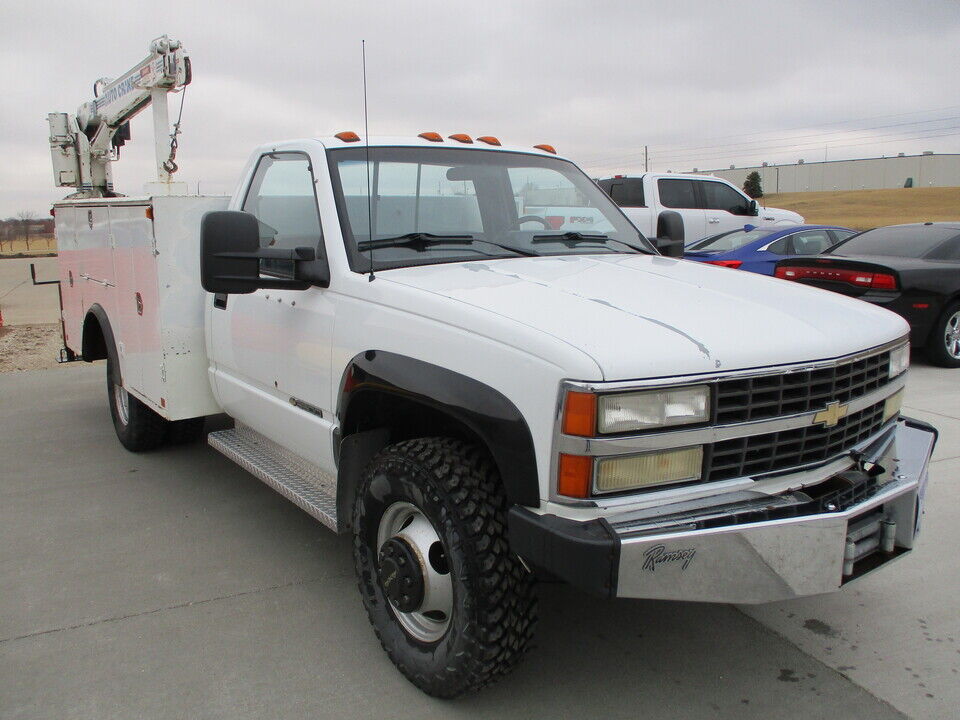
(653, 236, 685, 258)
(201, 211, 261, 294)
(749, 199, 759, 216)
(201, 210, 329, 294)
(654, 210, 685, 256)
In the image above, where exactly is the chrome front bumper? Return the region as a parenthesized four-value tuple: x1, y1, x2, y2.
(612, 419, 936, 603)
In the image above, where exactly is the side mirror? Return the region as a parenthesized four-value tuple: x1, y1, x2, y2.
(201, 210, 327, 294)
(748, 199, 759, 216)
(654, 210, 685, 257)
(652, 236, 685, 258)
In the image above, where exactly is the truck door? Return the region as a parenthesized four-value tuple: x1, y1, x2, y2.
(699, 179, 757, 233)
(209, 151, 336, 472)
(655, 178, 706, 242)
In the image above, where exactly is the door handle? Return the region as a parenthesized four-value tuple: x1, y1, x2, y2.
(708, 218, 720, 224)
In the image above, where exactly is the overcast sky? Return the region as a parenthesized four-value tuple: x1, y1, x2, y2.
(3, 0, 960, 217)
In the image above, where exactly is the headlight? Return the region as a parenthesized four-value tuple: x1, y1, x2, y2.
(595, 446, 703, 493)
(598, 386, 710, 434)
(888, 343, 910, 378)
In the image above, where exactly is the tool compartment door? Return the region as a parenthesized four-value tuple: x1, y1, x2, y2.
(108, 203, 156, 397)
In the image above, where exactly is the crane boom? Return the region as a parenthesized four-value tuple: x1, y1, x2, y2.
(48, 36, 191, 197)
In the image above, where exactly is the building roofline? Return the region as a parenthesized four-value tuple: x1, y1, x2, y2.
(695, 152, 960, 175)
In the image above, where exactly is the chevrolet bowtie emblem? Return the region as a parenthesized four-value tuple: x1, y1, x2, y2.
(813, 400, 849, 428)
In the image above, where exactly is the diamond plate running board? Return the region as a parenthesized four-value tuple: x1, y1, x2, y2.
(208, 423, 338, 532)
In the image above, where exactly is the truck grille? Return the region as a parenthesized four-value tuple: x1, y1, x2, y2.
(714, 350, 890, 424)
(706, 400, 887, 482)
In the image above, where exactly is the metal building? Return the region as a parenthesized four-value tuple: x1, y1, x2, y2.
(694, 153, 960, 193)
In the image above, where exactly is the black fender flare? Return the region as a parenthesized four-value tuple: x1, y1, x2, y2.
(336, 351, 540, 521)
(82, 304, 120, 382)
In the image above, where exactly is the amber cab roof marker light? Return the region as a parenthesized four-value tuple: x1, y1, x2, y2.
(477, 136, 501, 146)
(448, 133, 473, 144)
(418, 132, 444, 142)
(335, 131, 361, 142)
(534, 144, 557, 154)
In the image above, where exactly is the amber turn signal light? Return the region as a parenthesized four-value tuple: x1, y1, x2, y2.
(562, 391, 597, 437)
(335, 131, 361, 142)
(558, 454, 593, 498)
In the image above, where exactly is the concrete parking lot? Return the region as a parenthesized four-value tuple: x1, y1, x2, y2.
(0, 257, 60, 325)
(1, 360, 957, 719)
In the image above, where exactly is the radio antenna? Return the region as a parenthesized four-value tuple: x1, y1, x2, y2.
(362, 40, 375, 282)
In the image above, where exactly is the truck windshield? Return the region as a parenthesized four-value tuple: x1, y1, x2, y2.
(328, 146, 654, 272)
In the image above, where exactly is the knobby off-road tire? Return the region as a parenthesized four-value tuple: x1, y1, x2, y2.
(352, 437, 537, 698)
(926, 301, 960, 368)
(106, 355, 169, 452)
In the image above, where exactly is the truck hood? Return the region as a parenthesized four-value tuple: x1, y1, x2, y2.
(381, 255, 908, 381)
(758, 206, 804, 224)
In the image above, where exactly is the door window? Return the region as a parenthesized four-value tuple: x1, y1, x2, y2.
(789, 229, 834, 255)
(658, 179, 698, 209)
(609, 180, 645, 207)
(701, 181, 749, 215)
(765, 237, 790, 254)
(829, 229, 856, 244)
(243, 153, 323, 274)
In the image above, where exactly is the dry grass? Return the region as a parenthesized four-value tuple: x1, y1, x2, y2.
(0, 324, 64, 372)
(764, 187, 960, 231)
(0, 236, 57, 256)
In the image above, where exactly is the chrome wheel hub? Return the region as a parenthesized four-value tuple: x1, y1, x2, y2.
(946, 311, 960, 360)
(114, 383, 130, 425)
(377, 501, 452, 643)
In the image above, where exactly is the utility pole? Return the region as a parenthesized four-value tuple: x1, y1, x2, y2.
(644, 145, 649, 172)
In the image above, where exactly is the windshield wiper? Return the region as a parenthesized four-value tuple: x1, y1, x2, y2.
(357, 232, 539, 257)
(531, 231, 652, 254)
(357, 232, 475, 252)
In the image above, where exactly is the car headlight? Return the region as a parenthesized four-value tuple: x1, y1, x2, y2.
(595, 446, 704, 493)
(888, 343, 910, 378)
(597, 386, 710, 434)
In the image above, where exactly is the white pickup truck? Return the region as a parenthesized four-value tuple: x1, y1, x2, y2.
(597, 173, 803, 244)
(48, 50, 939, 694)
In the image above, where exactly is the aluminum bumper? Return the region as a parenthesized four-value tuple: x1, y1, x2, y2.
(613, 419, 936, 603)
(507, 418, 936, 602)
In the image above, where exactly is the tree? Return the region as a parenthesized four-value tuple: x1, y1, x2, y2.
(16, 210, 37, 250)
(743, 171, 763, 199)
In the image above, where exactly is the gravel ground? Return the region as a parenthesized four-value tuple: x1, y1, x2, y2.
(0, 324, 65, 372)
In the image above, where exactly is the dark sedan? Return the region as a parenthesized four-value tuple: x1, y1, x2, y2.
(774, 222, 960, 367)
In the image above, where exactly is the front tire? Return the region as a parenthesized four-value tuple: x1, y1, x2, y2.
(352, 437, 537, 698)
(926, 301, 960, 368)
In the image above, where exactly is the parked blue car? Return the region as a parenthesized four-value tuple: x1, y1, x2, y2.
(684, 224, 857, 275)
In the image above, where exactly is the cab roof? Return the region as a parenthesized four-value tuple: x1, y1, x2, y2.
(313, 134, 566, 159)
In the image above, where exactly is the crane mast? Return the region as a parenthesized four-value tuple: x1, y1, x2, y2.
(47, 36, 191, 197)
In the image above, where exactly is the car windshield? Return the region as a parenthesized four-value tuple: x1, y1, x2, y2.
(328, 146, 654, 271)
(687, 227, 775, 253)
(830, 226, 959, 258)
